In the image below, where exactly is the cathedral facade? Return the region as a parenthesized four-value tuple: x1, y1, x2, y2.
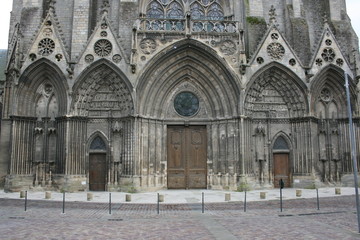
(0, 0, 359, 192)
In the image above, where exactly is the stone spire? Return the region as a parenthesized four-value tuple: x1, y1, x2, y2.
(101, 0, 110, 15)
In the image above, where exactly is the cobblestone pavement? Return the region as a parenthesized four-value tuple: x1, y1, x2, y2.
(0, 196, 360, 239)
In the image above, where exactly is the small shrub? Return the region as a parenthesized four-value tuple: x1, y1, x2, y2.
(304, 183, 316, 189)
(237, 182, 250, 192)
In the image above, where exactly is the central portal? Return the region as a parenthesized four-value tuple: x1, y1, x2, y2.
(167, 126, 207, 189)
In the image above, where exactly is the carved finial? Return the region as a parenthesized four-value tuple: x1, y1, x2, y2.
(269, 5, 277, 24)
(323, 13, 328, 25)
(101, 0, 110, 15)
(112, 121, 123, 134)
(48, 0, 56, 14)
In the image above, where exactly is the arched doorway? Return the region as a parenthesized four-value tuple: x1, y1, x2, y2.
(273, 136, 291, 188)
(89, 136, 107, 191)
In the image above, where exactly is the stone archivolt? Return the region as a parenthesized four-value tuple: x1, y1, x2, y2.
(245, 65, 307, 118)
(137, 40, 239, 119)
(72, 64, 134, 117)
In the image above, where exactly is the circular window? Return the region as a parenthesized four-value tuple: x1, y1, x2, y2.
(94, 39, 112, 57)
(38, 38, 55, 56)
(174, 92, 199, 117)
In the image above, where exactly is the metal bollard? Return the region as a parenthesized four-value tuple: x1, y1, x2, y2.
(244, 190, 247, 212)
(109, 193, 112, 215)
(316, 188, 320, 210)
(157, 193, 160, 214)
(280, 188, 283, 212)
(202, 192, 204, 213)
(62, 192, 65, 214)
(24, 191, 28, 212)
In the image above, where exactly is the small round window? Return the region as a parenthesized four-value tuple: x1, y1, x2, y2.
(174, 92, 199, 117)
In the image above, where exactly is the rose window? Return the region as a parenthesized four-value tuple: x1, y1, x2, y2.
(38, 38, 55, 56)
(315, 58, 323, 66)
(94, 39, 112, 57)
(257, 57, 264, 64)
(336, 58, 344, 67)
(271, 33, 279, 40)
(320, 88, 332, 102)
(321, 48, 335, 62)
(267, 43, 285, 60)
(325, 39, 332, 46)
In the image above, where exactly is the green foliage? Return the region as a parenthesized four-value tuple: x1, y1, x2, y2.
(237, 182, 250, 192)
(304, 183, 316, 189)
(246, 16, 266, 25)
(122, 182, 137, 193)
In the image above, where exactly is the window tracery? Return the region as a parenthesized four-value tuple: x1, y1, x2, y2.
(207, 3, 223, 20)
(190, 3, 205, 19)
(90, 136, 106, 150)
(146, 0, 223, 20)
(167, 1, 184, 18)
(147, 1, 164, 18)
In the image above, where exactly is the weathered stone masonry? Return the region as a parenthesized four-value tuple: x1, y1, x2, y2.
(0, 0, 359, 192)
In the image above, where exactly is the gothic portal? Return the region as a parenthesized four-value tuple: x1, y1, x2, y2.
(0, 0, 359, 192)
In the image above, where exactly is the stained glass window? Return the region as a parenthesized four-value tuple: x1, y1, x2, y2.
(167, 1, 184, 18)
(145, 0, 224, 21)
(90, 136, 107, 150)
(273, 136, 289, 150)
(190, 3, 205, 19)
(207, 3, 224, 20)
(147, 1, 164, 18)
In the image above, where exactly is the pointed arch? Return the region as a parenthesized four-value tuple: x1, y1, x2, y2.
(245, 62, 308, 118)
(147, 0, 165, 18)
(310, 64, 357, 118)
(190, 2, 205, 19)
(136, 39, 240, 119)
(140, 0, 230, 20)
(207, 2, 224, 20)
(271, 132, 292, 151)
(166, 0, 184, 18)
(72, 59, 134, 117)
(16, 59, 68, 116)
(87, 131, 109, 152)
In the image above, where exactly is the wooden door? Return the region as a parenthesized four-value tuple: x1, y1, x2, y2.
(273, 153, 290, 188)
(89, 153, 106, 191)
(167, 126, 207, 189)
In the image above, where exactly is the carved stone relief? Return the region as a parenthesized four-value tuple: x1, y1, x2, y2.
(219, 40, 236, 56)
(140, 38, 157, 55)
(245, 85, 289, 118)
(72, 67, 134, 117)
